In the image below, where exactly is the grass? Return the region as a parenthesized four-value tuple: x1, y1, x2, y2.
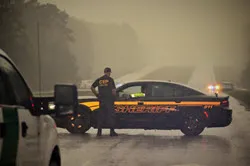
(224, 89, 250, 110)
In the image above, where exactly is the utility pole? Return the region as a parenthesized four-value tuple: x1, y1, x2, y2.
(37, 21, 42, 97)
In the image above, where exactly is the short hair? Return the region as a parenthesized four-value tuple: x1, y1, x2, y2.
(104, 67, 111, 73)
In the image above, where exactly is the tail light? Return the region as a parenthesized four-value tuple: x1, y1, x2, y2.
(221, 100, 229, 108)
(29, 96, 35, 109)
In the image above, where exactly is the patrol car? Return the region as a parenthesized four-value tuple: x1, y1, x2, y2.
(221, 81, 235, 91)
(45, 80, 232, 137)
(0, 49, 78, 166)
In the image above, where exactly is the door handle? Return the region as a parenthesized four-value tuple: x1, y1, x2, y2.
(138, 101, 144, 105)
(21, 122, 28, 137)
(0, 123, 6, 138)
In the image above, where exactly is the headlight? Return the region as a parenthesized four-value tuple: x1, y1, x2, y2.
(215, 85, 220, 90)
(49, 103, 55, 110)
(208, 85, 213, 90)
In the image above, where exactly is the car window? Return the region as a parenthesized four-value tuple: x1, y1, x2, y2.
(174, 84, 203, 97)
(150, 83, 203, 97)
(0, 66, 17, 105)
(222, 83, 233, 89)
(0, 56, 31, 106)
(117, 84, 149, 99)
(118, 85, 142, 97)
(151, 83, 175, 97)
(0, 70, 16, 105)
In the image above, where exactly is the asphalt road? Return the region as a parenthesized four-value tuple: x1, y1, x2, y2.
(57, 65, 250, 166)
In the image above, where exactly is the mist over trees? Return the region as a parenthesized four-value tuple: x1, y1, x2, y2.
(0, 0, 142, 92)
(241, 24, 250, 89)
(0, 0, 79, 91)
(67, 18, 143, 80)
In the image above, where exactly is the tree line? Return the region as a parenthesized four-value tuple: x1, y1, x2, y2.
(241, 24, 250, 90)
(0, 0, 142, 92)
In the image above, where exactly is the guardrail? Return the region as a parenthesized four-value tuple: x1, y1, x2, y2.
(223, 88, 250, 110)
(33, 88, 92, 97)
(234, 88, 249, 91)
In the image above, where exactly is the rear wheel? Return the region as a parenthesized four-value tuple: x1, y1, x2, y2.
(180, 112, 205, 136)
(66, 111, 91, 134)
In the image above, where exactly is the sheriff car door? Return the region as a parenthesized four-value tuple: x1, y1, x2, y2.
(116, 83, 149, 128)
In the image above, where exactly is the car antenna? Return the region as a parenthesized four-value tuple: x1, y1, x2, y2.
(215, 92, 218, 97)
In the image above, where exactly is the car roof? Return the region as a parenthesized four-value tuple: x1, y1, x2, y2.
(0, 49, 17, 67)
(0, 48, 23, 78)
(221, 81, 233, 84)
(122, 79, 202, 90)
(122, 79, 182, 86)
(0, 49, 9, 58)
(119, 79, 207, 95)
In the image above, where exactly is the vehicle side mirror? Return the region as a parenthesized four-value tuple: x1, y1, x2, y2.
(54, 84, 78, 117)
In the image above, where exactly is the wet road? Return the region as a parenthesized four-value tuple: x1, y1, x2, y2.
(58, 65, 250, 166)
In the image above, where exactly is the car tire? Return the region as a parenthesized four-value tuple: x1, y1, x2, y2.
(66, 107, 91, 134)
(49, 148, 61, 166)
(180, 112, 205, 136)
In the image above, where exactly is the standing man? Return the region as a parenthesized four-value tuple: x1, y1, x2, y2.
(91, 67, 118, 137)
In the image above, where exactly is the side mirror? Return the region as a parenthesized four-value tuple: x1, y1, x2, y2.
(54, 84, 78, 117)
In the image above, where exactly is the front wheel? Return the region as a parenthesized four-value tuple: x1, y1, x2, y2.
(180, 113, 205, 136)
(66, 112, 91, 134)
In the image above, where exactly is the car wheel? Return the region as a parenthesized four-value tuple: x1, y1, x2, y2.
(181, 113, 205, 136)
(66, 111, 91, 134)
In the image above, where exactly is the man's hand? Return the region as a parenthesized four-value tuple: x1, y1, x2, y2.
(112, 89, 116, 96)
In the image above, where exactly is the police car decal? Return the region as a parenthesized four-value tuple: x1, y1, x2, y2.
(0, 107, 19, 165)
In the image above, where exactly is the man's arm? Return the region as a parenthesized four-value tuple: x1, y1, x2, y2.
(91, 79, 99, 97)
(110, 78, 116, 96)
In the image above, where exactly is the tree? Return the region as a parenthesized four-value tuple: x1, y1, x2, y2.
(84, 22, 142, 79)
(67, 19, 143, 80)
(0, 0, 27, 61)
(241, 24, 250, 89)
(22, 0, 80, 91)
(0, 0, 80, 91)
(67, 17, 94, 80)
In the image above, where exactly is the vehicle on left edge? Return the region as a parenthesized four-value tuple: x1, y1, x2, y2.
(0, 48, 78, 166)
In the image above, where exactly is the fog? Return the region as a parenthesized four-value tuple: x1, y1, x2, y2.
(41, 0, 250, 69)
(2, 0, 249, 90)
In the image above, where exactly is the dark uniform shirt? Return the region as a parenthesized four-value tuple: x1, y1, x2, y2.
(92, 75, 116, 101)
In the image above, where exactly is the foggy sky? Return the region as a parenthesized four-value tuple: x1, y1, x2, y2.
(40, 0, 250, 67)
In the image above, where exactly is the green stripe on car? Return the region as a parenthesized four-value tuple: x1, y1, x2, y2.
(0, 107, 19, 165)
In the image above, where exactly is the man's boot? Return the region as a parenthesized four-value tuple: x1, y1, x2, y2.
(110, 128, 118, 137)
(97, 128, 102, 137)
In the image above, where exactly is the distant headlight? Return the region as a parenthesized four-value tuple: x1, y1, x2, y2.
(215, 85, 220, 90)
(208, 85, 214, 90)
